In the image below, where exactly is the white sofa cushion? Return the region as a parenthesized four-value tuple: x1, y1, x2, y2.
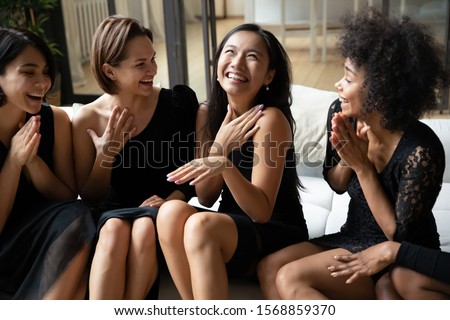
(291, 85, 338, 178)
(421, 119, 450, 183)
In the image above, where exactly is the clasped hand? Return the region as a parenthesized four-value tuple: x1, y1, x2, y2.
(330, 112, 371, 171)
(10, 115, 41, 167)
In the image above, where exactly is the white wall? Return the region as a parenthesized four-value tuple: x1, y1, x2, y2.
(226, 0, 244, 16)
(246, 0, 361, 25)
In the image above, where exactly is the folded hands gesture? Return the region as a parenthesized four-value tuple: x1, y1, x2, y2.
(11, 116, 41, 167)
(330, 113, 372, 172)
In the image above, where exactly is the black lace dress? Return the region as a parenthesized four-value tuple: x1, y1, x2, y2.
(0, 104, 95, 299)
(311, 100, 444, 253)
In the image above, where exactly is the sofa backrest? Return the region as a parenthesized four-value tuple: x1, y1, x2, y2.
(291, 84, 338, 178)
(420, 118, 450, 183)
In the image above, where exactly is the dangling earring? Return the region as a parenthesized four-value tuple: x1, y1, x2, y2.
(265, 84, 270, 91)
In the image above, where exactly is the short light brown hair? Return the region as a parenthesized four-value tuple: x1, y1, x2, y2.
(91, 15, 153, 94)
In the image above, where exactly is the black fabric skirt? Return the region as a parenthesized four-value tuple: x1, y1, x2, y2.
(95, 206, 159, 233)
(0, 200, 95, 299)
(225, 213, 308, 279)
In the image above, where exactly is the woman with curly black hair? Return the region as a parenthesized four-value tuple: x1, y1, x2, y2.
(257, 7, 448, 299)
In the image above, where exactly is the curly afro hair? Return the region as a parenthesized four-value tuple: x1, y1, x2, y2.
(337, 7, 449, 131)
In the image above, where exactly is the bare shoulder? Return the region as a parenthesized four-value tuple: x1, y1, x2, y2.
(196, 102, 209, 124)
(198, 101, 209, 115)
(49, 106, 72, 143)
(71, 96, 107, 128)
(256, 106, 291, 134)
(50, 105, 71, 125)
(73, 100, 98, 119)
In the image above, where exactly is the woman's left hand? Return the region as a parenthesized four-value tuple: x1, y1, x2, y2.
(167, 156, 230, 186)
(140, 195, 165, 207)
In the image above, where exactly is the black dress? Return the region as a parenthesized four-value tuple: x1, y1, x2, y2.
(0, 104, 95, 299)
(311, 100, 443, 253)
(94, 85, 199, 229)
(218, 135, 309, 278)
(396, 242, 450, 284)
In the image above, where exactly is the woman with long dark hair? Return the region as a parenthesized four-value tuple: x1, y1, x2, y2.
(157, 23, 308, 299)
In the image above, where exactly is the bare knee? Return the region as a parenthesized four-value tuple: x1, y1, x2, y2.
(275, 263, 302, 299)
(184, 212, 219, 256)
(257, 254, 281, 285)
(157, 200, 195, 243)
(391, 266, 426, 299)
(97, 218, 131, 255)
(375, 272, 402, 299)
(131, 217, 156, 253)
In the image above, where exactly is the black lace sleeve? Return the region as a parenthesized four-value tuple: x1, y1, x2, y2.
(394, 123, 445, 245)
(396, 242, 450, 284)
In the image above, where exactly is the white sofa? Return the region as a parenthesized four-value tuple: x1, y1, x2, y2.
(63, 84, 450, 299)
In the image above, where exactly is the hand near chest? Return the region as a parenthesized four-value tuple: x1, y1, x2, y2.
(212, 104, 263, 156)
(87, 106, 137, 159)
(10, 115, 41, 167)
(330, 113, 372, 173)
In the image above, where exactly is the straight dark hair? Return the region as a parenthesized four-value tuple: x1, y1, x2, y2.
(0, 27, 56, 107)
(205, 23, 294, 141)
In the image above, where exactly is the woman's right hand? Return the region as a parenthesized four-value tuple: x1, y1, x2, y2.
(86, 106, 136, 160)
(330, 113, 371, 173)
(328, 241, 400, 284)
(167, 155, 230, 186)
(10, 116, 41, 167)
(211, 104, 263, 156)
